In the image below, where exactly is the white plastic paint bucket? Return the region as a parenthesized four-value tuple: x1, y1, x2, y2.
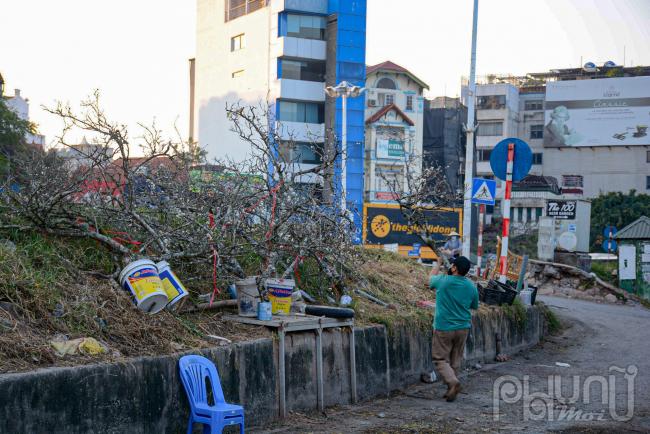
(118, 259, 168, 314)
(235, 277, 260, 317)
(155, 261, 189, 309)
(518, 289, 532, 306)
(266, 278, 295, 315)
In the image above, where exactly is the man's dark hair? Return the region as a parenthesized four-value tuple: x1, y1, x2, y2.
(452, 256, 471, 276)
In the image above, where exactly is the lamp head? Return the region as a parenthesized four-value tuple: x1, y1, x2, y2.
(325, 82, 366, 98)
(325, 86, 342, 98)
(350, 86, 365, 97)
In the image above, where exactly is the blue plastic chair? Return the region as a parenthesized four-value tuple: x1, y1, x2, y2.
(179, 355, 245, 434)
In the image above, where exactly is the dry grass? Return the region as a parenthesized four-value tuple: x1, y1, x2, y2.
(0, 234, 442, 374)
(353, 250, 434, 331)
(0, 231, 270, 373)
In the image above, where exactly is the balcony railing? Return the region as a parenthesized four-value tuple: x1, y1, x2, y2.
(225, 0, 267, 22)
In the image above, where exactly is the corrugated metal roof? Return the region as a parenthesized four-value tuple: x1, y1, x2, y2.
(615, 216, 650, 240)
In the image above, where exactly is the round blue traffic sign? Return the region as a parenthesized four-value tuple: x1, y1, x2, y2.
(603, 226, 618, 239)
(602, 239, 617, 253)
(489, 138, 533, 182)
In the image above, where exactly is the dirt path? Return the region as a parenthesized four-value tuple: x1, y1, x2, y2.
(252, 297, 650, 433)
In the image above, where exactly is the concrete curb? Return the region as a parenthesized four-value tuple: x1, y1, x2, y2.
(0, 306, 546, 433)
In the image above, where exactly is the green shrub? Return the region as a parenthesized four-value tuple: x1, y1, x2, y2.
(541, 304, 562, 334)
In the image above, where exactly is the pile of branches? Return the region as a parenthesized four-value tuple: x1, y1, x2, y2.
(0, 93, 360, 300)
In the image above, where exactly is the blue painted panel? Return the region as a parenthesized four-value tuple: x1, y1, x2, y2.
(346, 142, 364, 158)
(337, 69, 364, 82)
(346, 176, 363, 190)
(346, 126, 366, 139)
(339, 0, 367, 15)
(337, 29, 365, 43)
(337, 14, 366, 31)
(335, 110, 364, 125)
(329, 0, 367, 242)
(337, 29, 361, 46)
(347, 169, 365, 178)
(338, 46, 366, 62)
(337, 32, 366, 49)
(278, 12, 287, 37)
(335, 99, 364, 110)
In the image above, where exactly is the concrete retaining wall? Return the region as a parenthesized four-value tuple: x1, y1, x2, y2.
(0, 306, 546, 433)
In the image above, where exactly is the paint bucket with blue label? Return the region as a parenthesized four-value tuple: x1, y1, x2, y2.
(155, 261, 189, 310)
(118, 259, 168, 314)
(257, 302, 272, 321)
(266, 278, 295, 315)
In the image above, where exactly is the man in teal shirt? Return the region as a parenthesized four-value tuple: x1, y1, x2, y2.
(429, 255, 479, 402)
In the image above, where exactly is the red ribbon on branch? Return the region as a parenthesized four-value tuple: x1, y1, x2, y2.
(208, 208, 221, 305)
(264, 182, 283, 241)
(75, 218, 142, 252)
(293, 255, 304, 285)
(243, 181, 284, 270)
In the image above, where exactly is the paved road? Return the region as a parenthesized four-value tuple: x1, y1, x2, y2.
(254, 296, 650, 433)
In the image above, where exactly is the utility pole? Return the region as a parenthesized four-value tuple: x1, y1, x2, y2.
(462, 0, 479, 259)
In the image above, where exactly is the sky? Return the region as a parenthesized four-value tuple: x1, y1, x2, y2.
(1, 0, 649, 148)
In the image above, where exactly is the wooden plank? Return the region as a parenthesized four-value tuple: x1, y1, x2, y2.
(223, 314, 353, 331)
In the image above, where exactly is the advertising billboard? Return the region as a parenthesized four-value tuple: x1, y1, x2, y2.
(544, 76, 650, 147)
(362, 203, 462, 259)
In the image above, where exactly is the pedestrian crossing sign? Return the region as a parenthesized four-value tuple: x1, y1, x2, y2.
(471, 178, 497, 205)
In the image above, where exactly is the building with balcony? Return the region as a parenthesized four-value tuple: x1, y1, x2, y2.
(191, 0, 367, 233)
(363, 61, 427, 203)
(462, 64, 650, 220)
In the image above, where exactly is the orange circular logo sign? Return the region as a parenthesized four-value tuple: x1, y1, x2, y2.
(370, 214, 391, 238)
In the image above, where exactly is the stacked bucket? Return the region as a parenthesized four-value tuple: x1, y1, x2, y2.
(118, 259, 188, 314)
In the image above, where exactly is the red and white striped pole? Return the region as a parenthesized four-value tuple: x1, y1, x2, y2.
(476, 204, 485, 277)
(608, 227, 613, 256)
(498, 143, 515, 283)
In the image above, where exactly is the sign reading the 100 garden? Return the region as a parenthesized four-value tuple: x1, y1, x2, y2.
(545, 200, 577, 220)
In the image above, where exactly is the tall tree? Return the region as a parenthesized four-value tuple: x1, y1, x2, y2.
(0, 97, 35, 173)
(590, 190, 650, 250)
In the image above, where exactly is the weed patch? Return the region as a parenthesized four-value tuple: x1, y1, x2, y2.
(541, 303, 562, 334)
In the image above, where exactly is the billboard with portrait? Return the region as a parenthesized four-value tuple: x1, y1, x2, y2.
(544, 76, 650, 147)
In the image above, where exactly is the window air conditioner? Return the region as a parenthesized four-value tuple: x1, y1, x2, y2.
(368, 99, 377, 107)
